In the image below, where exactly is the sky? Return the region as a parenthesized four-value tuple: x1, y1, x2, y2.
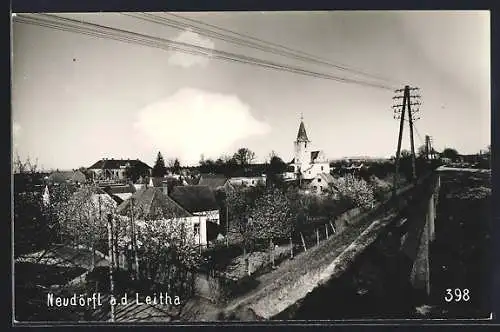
(11, 11, 490, 170)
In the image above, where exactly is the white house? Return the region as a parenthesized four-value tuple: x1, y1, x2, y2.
(88, 158, 152, 182)
(290, 117, 330, 181)
(169, 185, 221, 246)
(116, 187, 214, 247)
(228, 175, 266, 187)
(308, 172, 335, 195)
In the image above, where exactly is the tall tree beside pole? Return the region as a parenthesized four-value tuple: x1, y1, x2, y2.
(107, 213, 115, 322)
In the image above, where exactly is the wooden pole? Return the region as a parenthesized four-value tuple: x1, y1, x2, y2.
(107, 214, 115, 322)
(300, 232, 307, 252)
(329, 221, 336, 234)
(393, 85, 407, 199)
(316, 228, 320, 245)
(289, 235, 293, 259)
(408, 90, 418, 183)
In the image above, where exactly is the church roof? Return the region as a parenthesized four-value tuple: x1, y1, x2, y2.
(296, 121, 310, 142)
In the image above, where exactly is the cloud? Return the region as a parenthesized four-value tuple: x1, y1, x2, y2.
(134, 88, 271, 164)
(168, 29, 215, 68)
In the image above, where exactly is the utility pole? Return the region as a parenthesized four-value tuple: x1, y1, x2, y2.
(392, 85, 422, 196)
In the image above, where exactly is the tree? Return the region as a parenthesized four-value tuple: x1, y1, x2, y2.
(331, 174, 376, 210)
(125, 163, 149, 183)
(226, 188, 256, 255)
(267, 155, 288, 187)
(417, 145, 427, 159)
(172, 158, 181, 175)
(442, 148, 460, 161)
(13, 153, 38, 174)
(233, 148, 256, 166)
(152, 152, 168, 177)
(251, 188, 293, 267)
(55, 185, 116, 269)
(115, 200, 203, 297)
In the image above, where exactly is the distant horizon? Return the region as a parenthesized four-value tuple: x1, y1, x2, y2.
(18, 148, 489, 173)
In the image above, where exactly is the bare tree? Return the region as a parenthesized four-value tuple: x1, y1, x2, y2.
(233, 148, 256, 166)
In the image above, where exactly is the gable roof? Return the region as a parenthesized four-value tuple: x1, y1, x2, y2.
(169, 185, 219, 213)
(116, 187, 192, 220)
(88, 159, 152, 170)
(198, 174, 228, 189)
(296, 121, 310, 142)
(316, 172, 334, 184)
(103, 184, 136, 195)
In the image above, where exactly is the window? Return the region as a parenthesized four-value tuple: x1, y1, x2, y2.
(252, 180, 255, 184)
(318, 178, 321, 182)
(321, 166, 324, 171)
(308, 171, 311, 174)
(194, 224, 200, 236)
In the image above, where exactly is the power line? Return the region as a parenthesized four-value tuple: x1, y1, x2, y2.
(14, 13, 396, 91)
(124, 12, 400, 87)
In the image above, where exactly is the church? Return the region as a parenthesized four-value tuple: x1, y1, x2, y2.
(290, 117, 330, 180)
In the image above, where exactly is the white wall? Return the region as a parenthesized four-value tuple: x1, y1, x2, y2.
(301, 162, 330, 180)
(228, 177, 266, 187)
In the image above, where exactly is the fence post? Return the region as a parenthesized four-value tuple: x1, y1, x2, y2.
(325, 224, 329, 239)
(300, 232, 307, 252)
(330, 221, 336, 234)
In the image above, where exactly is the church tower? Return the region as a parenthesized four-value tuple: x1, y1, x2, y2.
(294, 115, 310, 175)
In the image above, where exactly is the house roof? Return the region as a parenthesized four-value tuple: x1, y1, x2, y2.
(116, 187, 192, 220)
(198, 174, 228, 189)
(296, 121, 310, 142)
(169, 185, 220, 213)
(48, 170, 86, 183)
(102, 184, 136, 194)
(88, 159, 152, 170)
(316, 172, 334, 184)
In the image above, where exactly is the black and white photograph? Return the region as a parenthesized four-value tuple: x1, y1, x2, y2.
(11, 10, 492, 323)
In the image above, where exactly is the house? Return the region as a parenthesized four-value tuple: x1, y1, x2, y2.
(47, 170, 87, 185)
(228, 175, 266, 187)
(88, 158, 152, 182)
(116, 187, 212, 247)
(198, 173, 234, 191)
(101, 184, 136, 204)
(148, 176, 183, 195)
(63, 185, 118, 225)
(290, 117, 330, 181)
(308, 172, 335, 195)
(169, 185, 221, 244)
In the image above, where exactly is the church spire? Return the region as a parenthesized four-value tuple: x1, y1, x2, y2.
(296, 114, 310, 142)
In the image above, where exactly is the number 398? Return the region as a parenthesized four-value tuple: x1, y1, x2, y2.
(444, 288, 470, 302)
